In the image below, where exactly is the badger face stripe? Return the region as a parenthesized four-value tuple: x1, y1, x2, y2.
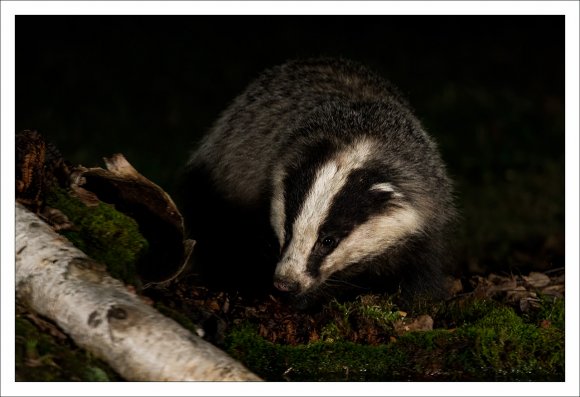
(370, 182, 404, 198)
(275, 138, 378, 291)
(280, 138, 335, 248)
(306, 168, 399, 278)
(319, 205, 424, 278)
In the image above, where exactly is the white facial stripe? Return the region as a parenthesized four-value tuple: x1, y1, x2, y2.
(275, 138, 376, 287)
(319, 206, 424, 278)
(270, 165, 286, 247)
(370, 182, 403, 198)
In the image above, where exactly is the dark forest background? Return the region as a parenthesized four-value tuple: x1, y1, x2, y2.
(16, 16, 565, 276)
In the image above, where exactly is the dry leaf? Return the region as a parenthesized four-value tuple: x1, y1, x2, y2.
(541, 284, 565, 297)
(523, 272, 551, 288)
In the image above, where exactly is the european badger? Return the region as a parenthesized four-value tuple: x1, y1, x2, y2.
(183, 58, 456, 307)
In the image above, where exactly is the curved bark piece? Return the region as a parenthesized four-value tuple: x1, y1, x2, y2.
(72, 154, 187, 282)
(15, 203, 260, 381)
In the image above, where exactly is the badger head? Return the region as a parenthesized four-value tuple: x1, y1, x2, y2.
(270, 137, 426, 303)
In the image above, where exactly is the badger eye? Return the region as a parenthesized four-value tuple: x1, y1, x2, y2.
(321, 236, 336, 247)
(315, 236, 338, 255)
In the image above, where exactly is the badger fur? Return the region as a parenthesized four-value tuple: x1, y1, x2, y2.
(183, 58, 456, 307)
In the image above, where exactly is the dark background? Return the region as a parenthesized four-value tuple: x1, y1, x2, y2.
(16, 16, 565, 275)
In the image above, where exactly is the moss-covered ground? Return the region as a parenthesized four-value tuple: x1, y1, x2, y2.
(15, 314, 122, 382)
(222, 295, 564, 381)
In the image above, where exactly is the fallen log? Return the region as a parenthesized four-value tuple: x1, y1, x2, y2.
(15, 202, 260, 381)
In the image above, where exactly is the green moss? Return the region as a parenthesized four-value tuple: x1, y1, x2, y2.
(226, 323, 408, 381)
(435, 298, 500, 327)
(320, 322, 342, 343)
(357, 301, 402, 327)
(324, 295, 402, 339)
(15, 315, 122, 381)
(399, 328, 451, 351)
(225, 301, 564, 381)
(45, 187, 148, 286)
(524, 294, 565, 330)
(458, 306, 564, 379)
(338, 295, 400, 323)
(403, 304, 564, 380)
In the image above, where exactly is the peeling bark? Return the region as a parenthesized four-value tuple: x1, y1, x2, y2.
(15, 202, 260, 381)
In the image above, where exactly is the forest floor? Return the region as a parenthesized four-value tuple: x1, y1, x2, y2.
(146, 266, 565, 381)
(16, 259, 565, 381)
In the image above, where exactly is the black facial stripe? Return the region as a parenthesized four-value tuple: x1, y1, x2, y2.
(282, 138, 336, 249)
(305, 167, 395, 278)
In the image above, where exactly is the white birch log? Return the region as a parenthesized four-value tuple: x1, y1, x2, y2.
(15, 202, 260, 381)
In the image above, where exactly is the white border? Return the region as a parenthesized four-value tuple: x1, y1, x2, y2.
(0, 0, 578, 16)
(2, 1, 578, 396)
(564, 3, 580, 395)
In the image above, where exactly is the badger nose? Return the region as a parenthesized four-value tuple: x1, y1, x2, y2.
(273, 276, 299, 293)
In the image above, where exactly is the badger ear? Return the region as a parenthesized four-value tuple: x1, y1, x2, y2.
(369, 182, 403, 198)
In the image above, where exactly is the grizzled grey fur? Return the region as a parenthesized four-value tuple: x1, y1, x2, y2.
(183, 58, 456, 308)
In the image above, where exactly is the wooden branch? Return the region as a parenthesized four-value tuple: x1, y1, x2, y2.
(15, 202, 260, 381)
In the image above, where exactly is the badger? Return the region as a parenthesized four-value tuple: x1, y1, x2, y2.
(182, 58, 456, 308)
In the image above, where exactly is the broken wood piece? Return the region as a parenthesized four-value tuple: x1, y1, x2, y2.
(72, 154, 188, 282)
(15, 202, 260, 381)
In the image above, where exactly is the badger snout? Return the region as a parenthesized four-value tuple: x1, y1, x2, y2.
(273, 276, 300, 293)
(273, 258, 315, 294)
